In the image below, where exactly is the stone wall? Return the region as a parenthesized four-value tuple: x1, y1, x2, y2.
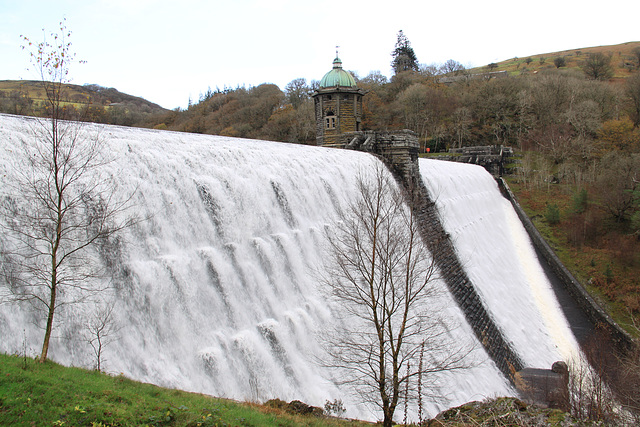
(433, 145, 514, 177)
(313, 89, 364, 146)
(498, 178, 633, 352)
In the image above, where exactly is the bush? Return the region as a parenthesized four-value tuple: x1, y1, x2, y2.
(324, 399, 346, 417)
(572, 189, 588, 214)
(545, 203, 561, 225)
(554, 57, 567, 68)
(604, 264, 614, 283)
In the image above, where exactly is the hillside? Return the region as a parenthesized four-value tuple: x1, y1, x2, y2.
(469, 41, 640, 79)
(0, 80, 168, 127)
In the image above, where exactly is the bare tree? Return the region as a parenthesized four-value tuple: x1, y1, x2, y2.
(439, 59, 465, 76)
(618, 320, 640, 423)
(583, 52, 614, 81)
(626, 72, 640, 128)
(453, 107, 472, 149)
(0, 19, 134, 363)
(84, 300, 120, 372)
(322, 164, 471, 427)
(563, 321, 640, 426)
(284, 77, 311, 109)
(554, 56, 567, 68)
(595, 152, 640, 222)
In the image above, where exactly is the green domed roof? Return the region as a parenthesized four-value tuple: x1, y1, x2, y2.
(319, 57, 357, 88)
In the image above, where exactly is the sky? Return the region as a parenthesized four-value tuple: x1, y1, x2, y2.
(1, 0, 638, 110)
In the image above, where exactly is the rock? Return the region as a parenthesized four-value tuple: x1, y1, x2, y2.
(551, 360, 568, 375)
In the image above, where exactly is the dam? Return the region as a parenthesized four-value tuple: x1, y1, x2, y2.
(0, 113, 581, 421)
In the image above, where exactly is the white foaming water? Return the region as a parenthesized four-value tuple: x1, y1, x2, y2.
(0, 114, 576, 421)
(420, 159, 580, 366)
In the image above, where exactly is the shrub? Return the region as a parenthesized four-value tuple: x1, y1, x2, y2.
(545, 203, 561, 225)
(572, 189, 588, 214)
(604, 264, 614, 283)
(554, 57, 567, 68)
(324, 399, 346, 417)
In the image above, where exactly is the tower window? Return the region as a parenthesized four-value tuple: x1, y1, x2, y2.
(325, 116, 336, 129)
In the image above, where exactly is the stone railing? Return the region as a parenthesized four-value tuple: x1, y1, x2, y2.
(431, 145, 514, 177)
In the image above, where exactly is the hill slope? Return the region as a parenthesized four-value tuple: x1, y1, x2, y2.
(469, 41, 640, 79)
(0, 80, 168, 126)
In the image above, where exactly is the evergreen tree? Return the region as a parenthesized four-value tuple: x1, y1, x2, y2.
(391, 30, 418, 74)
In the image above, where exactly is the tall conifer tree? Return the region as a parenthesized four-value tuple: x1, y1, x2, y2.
(391, 30, 419, 74)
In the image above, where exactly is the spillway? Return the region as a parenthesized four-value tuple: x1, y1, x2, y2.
(0, 114, 579, 422)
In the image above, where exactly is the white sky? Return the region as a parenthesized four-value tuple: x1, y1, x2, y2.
(1, 0, 638, 110)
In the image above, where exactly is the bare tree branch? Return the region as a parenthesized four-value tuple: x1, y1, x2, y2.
(0, 20, 136, 363)
(320, 163, 473, 426)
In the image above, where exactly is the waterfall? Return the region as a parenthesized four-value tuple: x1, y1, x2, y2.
(0, 114, 578, 421)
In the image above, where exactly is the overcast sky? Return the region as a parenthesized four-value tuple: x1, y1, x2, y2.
(1, 0, 638, 110)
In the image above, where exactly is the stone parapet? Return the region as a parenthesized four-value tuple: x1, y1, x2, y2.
(434, 145, 513, 177)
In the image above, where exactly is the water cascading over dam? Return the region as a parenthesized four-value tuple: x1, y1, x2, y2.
(0, 114, 580, 421)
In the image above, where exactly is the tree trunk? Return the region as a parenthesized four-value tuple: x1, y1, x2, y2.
(39, 278, 56, 363)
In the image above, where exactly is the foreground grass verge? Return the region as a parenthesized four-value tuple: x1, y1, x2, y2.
(0, 353, 369, 427)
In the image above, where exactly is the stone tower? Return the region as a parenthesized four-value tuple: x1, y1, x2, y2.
(312, 56, 365, 146)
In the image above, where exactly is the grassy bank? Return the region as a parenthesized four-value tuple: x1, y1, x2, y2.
(0, 353, 368, 427)
(2, 352, 588, 426)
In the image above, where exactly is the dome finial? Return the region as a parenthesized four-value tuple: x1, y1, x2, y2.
(319, 52, 356, 88)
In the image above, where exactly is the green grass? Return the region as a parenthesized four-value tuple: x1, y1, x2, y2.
(0, 353, 369, 427)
